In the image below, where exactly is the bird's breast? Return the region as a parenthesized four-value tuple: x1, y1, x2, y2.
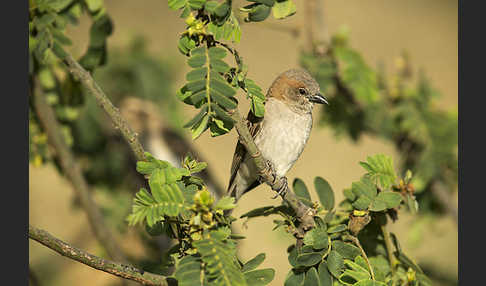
(254, 99, 313, 177)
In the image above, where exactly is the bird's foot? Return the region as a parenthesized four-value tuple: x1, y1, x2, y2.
(271, 176, 288, 199)
(259, 159, 277, 184)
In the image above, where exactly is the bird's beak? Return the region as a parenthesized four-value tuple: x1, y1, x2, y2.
(309, 93, 329, 105)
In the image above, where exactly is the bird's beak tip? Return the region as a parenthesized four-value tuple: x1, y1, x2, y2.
(310, 93, 329, 105)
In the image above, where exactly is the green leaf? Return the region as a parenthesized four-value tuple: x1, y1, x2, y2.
(314, 177, 335, 210)
(352, 196, 372, 210)
(207, 12, 241, 43)
(178, 34, 196, 55)
(303, 267, 320, 286)
(343, 188, 356, 201)
(350, 177, 377, 210)
(85, 0, 103, 12)
(272, 0, 296, 19)
(293, 178, 313, 207)
(288, 245, 299, 268)
(180, 45, 237, 137)
(242, 253, 266, 272)
(317, 261, 333, 286)
(333, 45, 380, 104)
(188, 0, 206, 9)
(332, 241, 361, 260)
(351, 177, 377, 199)
(359, 154, 397, 189)
(244, 78, 266, 117)
(127, 159, 190, 226)
(373, 191, 402, 211)
(244, 269, 275, 286)
(193, 235, 247, 286)
(303, 224, 329, 250)
(174, 255, 204, 286)
(168, 0, 188, 10)
(246, 4, 271, 22)
(326, 224, 347, 234)
(353, 280, 387, 286)
(214, 196, 236, 210)
(191, 113, 209, 140)
(296, 252, 322, 267)
(327, 250, 344, 278)
(284, 270, 305, 286)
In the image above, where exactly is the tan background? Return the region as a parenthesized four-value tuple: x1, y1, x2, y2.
(29, 0, 458, 285)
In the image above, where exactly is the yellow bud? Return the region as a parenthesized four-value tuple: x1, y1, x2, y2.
(185, 13, 196, 25)
(353, 210, 367, 217)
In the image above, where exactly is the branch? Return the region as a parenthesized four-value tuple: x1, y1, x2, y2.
(63, 54, 146, 161)
(29, 225, 168, 286)
(32, 85, 127, 263)
(229, 110, 316, 241)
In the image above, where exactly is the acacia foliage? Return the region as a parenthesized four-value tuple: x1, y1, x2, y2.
(300, 30, 458, 216)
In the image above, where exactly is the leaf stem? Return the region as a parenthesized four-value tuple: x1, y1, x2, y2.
(344, 235, 376, 281)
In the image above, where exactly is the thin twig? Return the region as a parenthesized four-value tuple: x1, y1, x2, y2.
(344, 235, 376, 281)
(381, 224, 398, 277)
(229, 110, 316, 241)
(32, 85, 127, 263)
(29, 225, 168, 286)
(63, 54, 146, 161)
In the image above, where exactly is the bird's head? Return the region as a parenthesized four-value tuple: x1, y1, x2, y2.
(267, 68, 328, 113)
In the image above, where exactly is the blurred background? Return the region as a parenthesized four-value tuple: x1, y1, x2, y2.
(29, 0, 457, 285)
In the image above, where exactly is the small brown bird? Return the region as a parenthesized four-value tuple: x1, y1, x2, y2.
(227, 69, 327, 201)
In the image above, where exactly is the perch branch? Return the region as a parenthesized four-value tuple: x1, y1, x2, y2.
(33, 86, 127, 263)
(63, 54, 146, 161)
(29, 225, 168, 286)
(229, 110, 316, 240)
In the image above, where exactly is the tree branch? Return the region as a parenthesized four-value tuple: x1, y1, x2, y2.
(63, 54, 146, 161)
(229, 110, 316, 241)
(32, 85, 127, 263)
(29, 225, 168, 286)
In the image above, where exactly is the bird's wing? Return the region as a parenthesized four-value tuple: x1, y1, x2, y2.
(227, 110, 263, 196)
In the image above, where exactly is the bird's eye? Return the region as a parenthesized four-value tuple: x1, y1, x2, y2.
(298, 88, 307, 95)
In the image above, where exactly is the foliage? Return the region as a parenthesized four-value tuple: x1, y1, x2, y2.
(29, 0, 114, 165)
(242, 154, 431, 286)
(29, 1, 438, 285)
(300, 29, 458, 216)
(127, 153, 275, 285)
(170, 0, 269, 139)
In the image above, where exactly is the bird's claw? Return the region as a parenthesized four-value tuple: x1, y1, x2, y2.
(271, 177, 288, 199)
(259, 160, 277, 184)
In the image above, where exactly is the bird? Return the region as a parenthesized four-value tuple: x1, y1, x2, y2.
(227, 68, 327, 202)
